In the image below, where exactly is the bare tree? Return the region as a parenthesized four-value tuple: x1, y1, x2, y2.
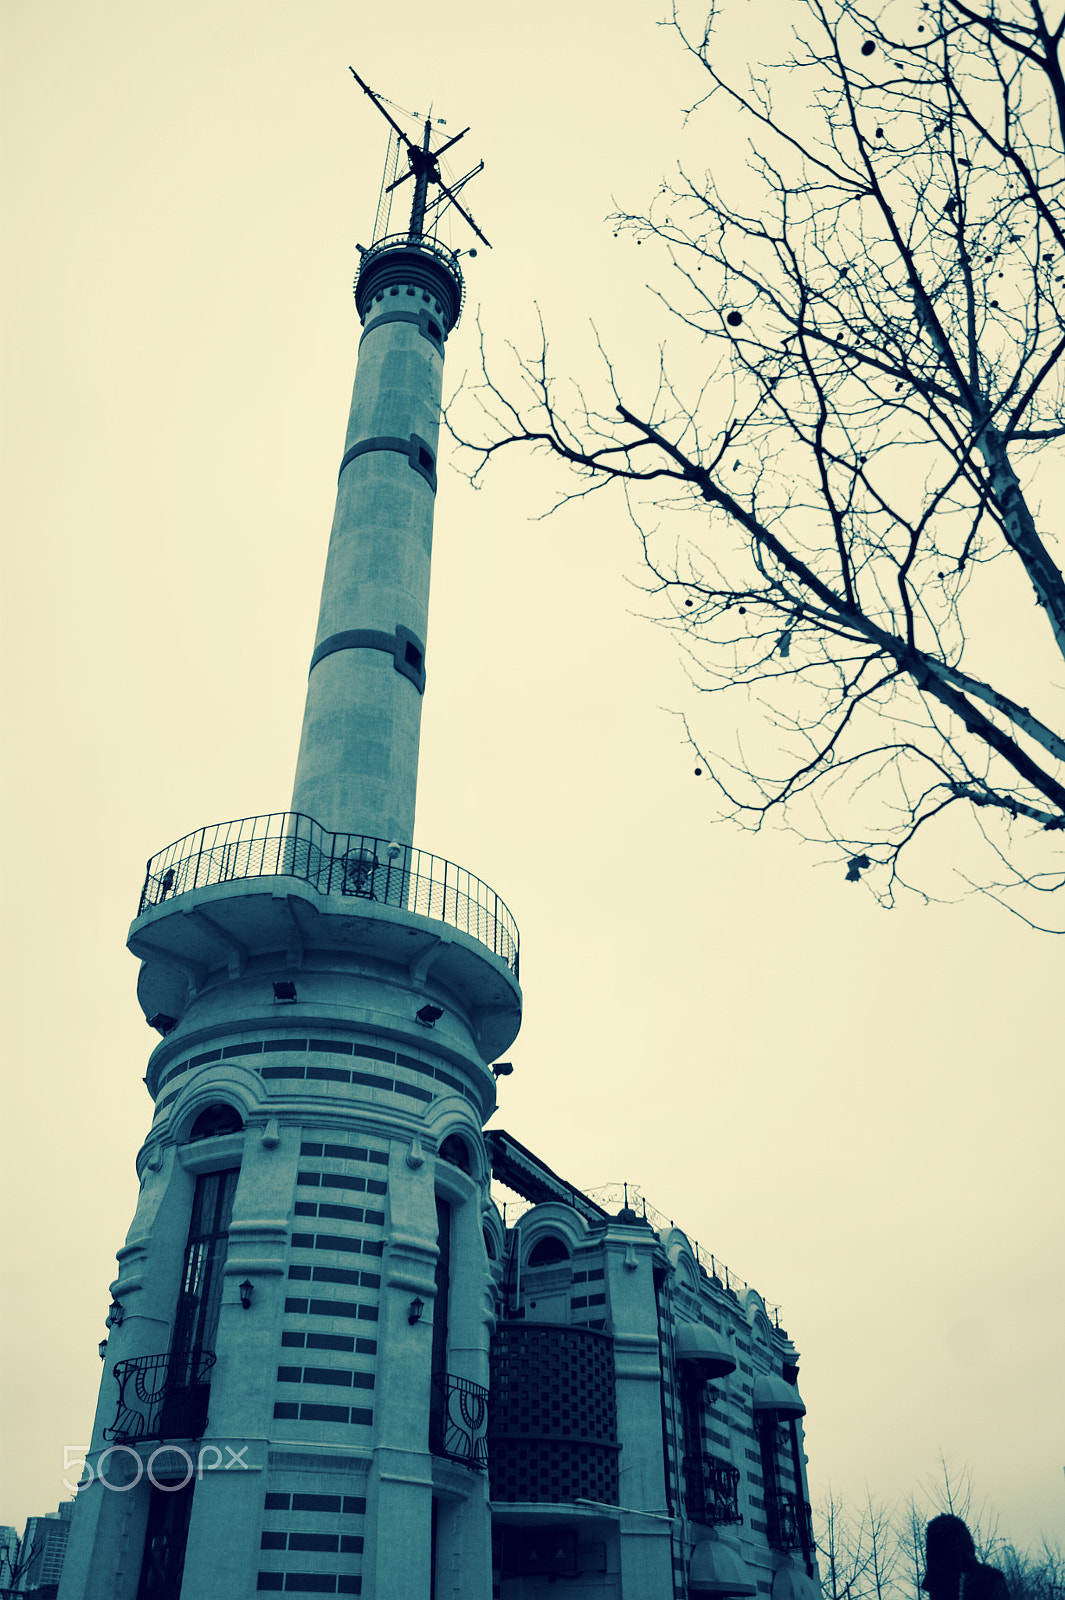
(457, 0, 1065, 923)
(821, 1489, 856, 1600)
(815, 1461, 1062, 1600)
(818, 1488, 904, 1600)
(999, 1542, 1065, 1600)
(911, 1454, 1001, 1563)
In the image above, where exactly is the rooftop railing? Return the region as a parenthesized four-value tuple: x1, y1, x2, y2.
(137, 811, 519, 976)
(495, 1180, 782, 1326)
(359, 230, 463, 283)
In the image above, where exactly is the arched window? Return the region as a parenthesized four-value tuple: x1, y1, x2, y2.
(439, 1133, 471, 1174)
(528, 1234, 569, 1267)
(188, 1104, 244, 1142)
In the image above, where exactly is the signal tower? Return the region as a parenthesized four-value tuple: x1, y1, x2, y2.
(59, 78, 515, 1600)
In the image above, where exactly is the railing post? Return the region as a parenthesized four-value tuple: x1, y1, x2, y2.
(191, 828, 206, 891)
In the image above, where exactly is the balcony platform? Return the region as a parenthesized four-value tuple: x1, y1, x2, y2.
(128, 814, 522, 1060)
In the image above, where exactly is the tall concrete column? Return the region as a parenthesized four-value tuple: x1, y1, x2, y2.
(290, 241, 463, 843)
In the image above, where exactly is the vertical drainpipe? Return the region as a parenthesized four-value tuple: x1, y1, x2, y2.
(788, 1416, 815, 1576)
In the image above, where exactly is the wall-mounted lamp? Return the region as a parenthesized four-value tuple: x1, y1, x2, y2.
(273, 981, 297, 1003)
(415, 1005, 443, 1028)
(107, 1299, 125, 1328)
(239, 1279, 254, 1310)
(98, 1338, 108, 1361)
(492, 1061, 514, 1078)
(408, 1296, 425, 1325)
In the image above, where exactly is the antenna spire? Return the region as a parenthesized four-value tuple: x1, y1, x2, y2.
(349, 68, 491, 248)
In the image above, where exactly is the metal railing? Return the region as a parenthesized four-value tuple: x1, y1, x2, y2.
(581, 1182, 783, 1326)
(105, 1350, 216, 1444)
(136, 812, 519, 976)
(682, 1454, 743, 1527)
(356, 231, 465, 317)
(429, 1372, 489, 1471)
(767, 1490, 814, 1552)
(490, 1178, 784, 1327)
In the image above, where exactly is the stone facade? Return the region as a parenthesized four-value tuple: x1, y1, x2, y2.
(483, 1133, 817, 1600)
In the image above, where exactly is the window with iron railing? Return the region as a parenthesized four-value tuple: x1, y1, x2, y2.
(428, 1372, 489, 1471)
(106, 1168, 238, 1444)
(767, 1489, 814, 1552)
(682, 1453, 743, 1527)
(105, 1349, 217, 1443)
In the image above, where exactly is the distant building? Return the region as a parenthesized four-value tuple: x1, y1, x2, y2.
(0, 1527, 20, 1593)
(7, 1505, 73, 1597)
(55, 88, 818, 1600)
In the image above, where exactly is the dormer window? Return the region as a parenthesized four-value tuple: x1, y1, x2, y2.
(439, 1133, 471, 1173)
(528, 1234, 569, 1267)
(188, 1104, 244, 1142)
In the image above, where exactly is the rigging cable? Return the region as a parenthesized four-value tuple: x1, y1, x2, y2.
(372, 129, 400, 241)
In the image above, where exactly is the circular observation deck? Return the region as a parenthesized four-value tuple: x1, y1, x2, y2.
(128, 813, 521, 1059)
(354, 234, 465, 332)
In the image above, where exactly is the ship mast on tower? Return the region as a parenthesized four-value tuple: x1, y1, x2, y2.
(348, 68, 491, 248)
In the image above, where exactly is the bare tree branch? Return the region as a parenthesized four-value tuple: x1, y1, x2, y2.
(451, 0, 1065, 924)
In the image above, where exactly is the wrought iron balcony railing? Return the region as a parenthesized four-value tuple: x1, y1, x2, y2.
(767, 1489, 814, 1552)
(682, 1453, 743, 1526)
(104, 1351, 216, 1444)
(136, 812, 519, 976)
(429, 1372, 489, 1471)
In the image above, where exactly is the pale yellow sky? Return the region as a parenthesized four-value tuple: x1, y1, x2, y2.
(2, 0, 1062, 1551)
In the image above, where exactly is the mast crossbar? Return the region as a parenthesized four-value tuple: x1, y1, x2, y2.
(349, 67, 490, 248)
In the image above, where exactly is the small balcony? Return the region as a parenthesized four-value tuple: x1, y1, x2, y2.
(104, 1351, 216, 1444)
(429, 1372, 489, 1471)
(682, 1454, 743, 1526)
(767, 1490, 814, 1552)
